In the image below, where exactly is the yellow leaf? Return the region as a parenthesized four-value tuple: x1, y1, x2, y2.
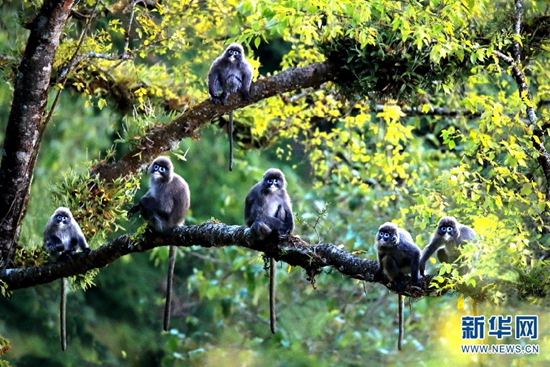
(457, 294, 464, 310)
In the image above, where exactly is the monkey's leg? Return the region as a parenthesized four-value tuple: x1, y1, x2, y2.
(164, 245, 177, 331)
(397, 294, 403, 351)
(60, 277, 67, 351)
(228, 111, 234, 171)
(269, 257, 277, 334)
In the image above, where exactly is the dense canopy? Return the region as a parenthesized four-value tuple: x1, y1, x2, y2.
(0, 0, 550, 365)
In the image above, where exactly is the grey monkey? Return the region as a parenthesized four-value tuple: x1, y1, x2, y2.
(43, 206, 91, 351)
(208, 43, 253, 171)
(419, 216, 477, 275)
(44, 207, 90, 261)
(128, 156, 190, 331)
(244, 168, 294, 333)
(374, 222, 421, 351)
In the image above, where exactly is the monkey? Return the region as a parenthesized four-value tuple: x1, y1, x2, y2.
(374, 222, 421, 351)
(419, 216, 477, 276)
(44, 207, 90, 261)
(128, 156, 190, 331)
(244, 168, 294, 334)
(43, 207, 91, 351)
(375, 222, 421, 288)
(208, 43, 254, 171)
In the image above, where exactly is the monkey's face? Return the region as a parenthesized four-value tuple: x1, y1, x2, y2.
(150, 161, 172, 183)
(225, 47, 242, 62)
(53, 211, 71, 226)
(437, 223, 457, 241)
(377, 229, 398, 245)
(263, 176, 283, 193)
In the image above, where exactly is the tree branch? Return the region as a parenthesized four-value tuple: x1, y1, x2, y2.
(90, 61, 336, 181)
(492, 2, 550, 192)
(0, 222, 436, 298)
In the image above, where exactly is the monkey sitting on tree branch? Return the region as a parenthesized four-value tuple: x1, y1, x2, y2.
(128, 156, 190, 331)
(3, 221, 445, 297)
(374, 222, 422, 351)
(43, 207, 91, 351)
(244, 168, 294, 334)
(208, 43, 254, 171)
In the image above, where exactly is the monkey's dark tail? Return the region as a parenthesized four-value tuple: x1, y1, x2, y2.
(60, 277, 67, 351)
(269, 257, 276, 334)
(164, 245, 177, 331)
(228, 111, 234, 171)
(398, 294, 403, 351)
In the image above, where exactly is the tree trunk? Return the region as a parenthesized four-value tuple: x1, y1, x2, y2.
(0, 0, 74, 268)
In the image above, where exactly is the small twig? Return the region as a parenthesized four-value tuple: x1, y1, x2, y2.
(59, 52, 133, 81)
(124, 0, 138, 53)
(514, 0, 523, 64)
(492, 50, 536, 124)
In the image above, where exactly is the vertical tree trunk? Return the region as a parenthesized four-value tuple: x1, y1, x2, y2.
(0, 0, 74, 268)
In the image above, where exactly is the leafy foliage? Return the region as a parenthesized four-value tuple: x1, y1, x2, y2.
(2, 0, 550, 365)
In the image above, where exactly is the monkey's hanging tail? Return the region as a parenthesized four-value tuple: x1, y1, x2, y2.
(60, 278, 67, 351)
(397, 294, 404, 351)
(164, 245, 177, 331)
(269, 257, 276, 334)
(228, 111, 234, 171)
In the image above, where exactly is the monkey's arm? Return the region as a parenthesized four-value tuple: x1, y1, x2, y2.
(76, 235, 91, 254)
(282, 207, 294, 233)
(45, 234, 64, 253)
(419, 237, 441, 275)
(139, 196, 171, 223)
(207, 65, 223, 104)
(409, 249, 421, 284)
(374, 250, 385, 280)
(239, 64, 253, 101)
(273, 203, 293, 233)
(244, 187, 262, 227)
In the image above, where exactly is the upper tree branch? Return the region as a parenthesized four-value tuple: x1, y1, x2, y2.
(0, 222, 436, 298)
(90, 61, 336, 181)
(0, 0, 75, 268)
(492, 1, 550, 191)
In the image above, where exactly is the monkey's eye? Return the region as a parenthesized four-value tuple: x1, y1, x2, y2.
(56, 215, 63, 221)
(446, 226, 453, 232)
(153, 164, 166, 173)
(381, 232, 390, 239)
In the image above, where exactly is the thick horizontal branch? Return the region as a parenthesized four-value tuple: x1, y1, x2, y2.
(90, 61, 336, 181)
(0, 222, 435, 298)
